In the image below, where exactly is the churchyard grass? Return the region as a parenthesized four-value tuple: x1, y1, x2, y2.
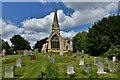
(2, 52, 119, 78)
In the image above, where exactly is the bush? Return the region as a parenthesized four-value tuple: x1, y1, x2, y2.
(104, 45, 120, 60)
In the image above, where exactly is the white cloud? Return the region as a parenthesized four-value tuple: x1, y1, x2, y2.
(0, 19, 24, 39)
(60, 30, 77, 38)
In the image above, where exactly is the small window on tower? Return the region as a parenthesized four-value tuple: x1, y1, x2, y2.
(66, 46, 68, 50)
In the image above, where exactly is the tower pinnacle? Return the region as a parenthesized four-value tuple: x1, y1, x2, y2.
(52, 10, 60, 33)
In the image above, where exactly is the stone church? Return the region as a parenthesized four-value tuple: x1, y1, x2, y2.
(44, 10, 73, 52)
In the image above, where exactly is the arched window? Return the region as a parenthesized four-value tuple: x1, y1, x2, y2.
(51, 34, 60, 49)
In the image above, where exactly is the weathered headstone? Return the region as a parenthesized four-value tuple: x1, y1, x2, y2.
(34, 49, 39, 55)
(60, 49, 63, 56)
(76, 50, 80, 56)
(49, 57, 54, 63)
(104, 58, 109, 63)
(41, 43, 47, 53)
(68, 50, 72, 56)
(4, 66, 14, 78)
(2, 49, 6, 58)
(94, 58, 100, 65)
(84, 64, 92, 73)
(28, 50, 33, 56)
(79, 58, 84, 65)
(113, 57, 116, 62)
(23, 50, 28, 56)
(67, 64, 75, 75)
(30, 55, 36, 60)
(16, 59, 22, 67)
(108, 62, 116, 72)
(97, 62, 107, 74)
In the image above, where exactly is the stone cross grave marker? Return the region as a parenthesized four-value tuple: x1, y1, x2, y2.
(84, 64, 92, 73)
(112, 57, 116, 62)
(2, 49, 6, 58)
(4, 66, 14, 78)
(60, 49, 63, 56)
(97, 62, 107, 74)
(49, 57, 54, 63)
(79, 58, 84, 65)
(94, 58, 100, 65)
(30, 54, 36, 60)
(66, 64, 75, 75)
(16, 59, 22, 67)
(104, 58, 109, 63)
(108, 62, 116, 72)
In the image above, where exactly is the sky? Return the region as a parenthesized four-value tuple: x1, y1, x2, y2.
(1, 1, 119, 47)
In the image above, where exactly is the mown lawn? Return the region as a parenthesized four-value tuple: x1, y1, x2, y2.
(2, 52, 120, 79)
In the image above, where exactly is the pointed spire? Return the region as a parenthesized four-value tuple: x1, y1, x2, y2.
(53, 10, 58, 24)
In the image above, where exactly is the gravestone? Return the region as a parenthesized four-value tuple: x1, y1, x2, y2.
(68, 50, 72, 56)
(49, 57, 54, 63)
(16, 59, 22, 67)
(104, 58, 109, 63)
(23, 50, 28, 56)
(2, 49, 6, 58)
(94, 58, 100, 65)
(108, 62, 116, 72)
(76, 50, 80, 56)
(112, 57, 116, 62)
(28, 50, 33, 56)
(4, 66, 14, 78)
(84, 64, 92, 73)
(34, 49, 39, 56)
(97, 62, 107, 74)
(30, 55, 36, 60)
(67, 64, 75, 75)
(60, 49, 63, 56)
(79, 58, 84, 65)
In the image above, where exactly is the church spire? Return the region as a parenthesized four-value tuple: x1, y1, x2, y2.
(52, 10, 60, 34)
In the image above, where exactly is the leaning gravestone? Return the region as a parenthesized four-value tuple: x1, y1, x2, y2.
(97, 62, 107, 74)
(79, 58, 84, 65)
(84, 64, 92, 73)
(49, 57, 54, 63)
(60, 49, 63, 56)
(30, 55, 36, 60)
(108, 62, 116, 72)
(16, 59, 22, 67)
(94, 58, 100, 65)
(67, 64, 75, 75)
(112, 57, 116, 62)
(4, 66, 14, 78)
(104, 58, 109, 63)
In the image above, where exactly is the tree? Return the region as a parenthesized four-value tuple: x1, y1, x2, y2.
(87, 15, 120, 56)
(1, 39, 11, 55)
(10, 35, 31, 51)
(34, 37, 48, 52)
(72, 31, 88, 53)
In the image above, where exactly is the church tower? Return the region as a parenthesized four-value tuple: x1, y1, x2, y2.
(52, 10, 60, 34)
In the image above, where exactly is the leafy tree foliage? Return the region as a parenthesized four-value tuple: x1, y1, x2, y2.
(104, 45, 120, 60)
(34, 37, 48, 52)
(1, 39, 11, 55)
(72, 31, 88, 52)
(87, 15, 120, 56)
(10, 35, 31, 51)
